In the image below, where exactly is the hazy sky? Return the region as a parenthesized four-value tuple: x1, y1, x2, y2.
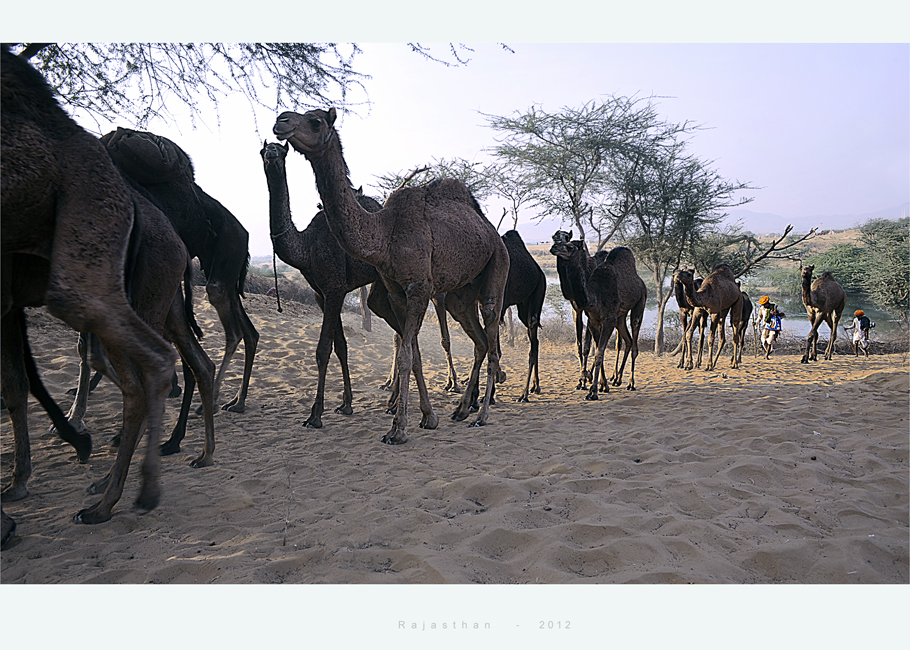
(60, 42, 908, 256)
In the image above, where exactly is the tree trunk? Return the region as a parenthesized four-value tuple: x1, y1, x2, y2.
(651, 264, 672, 356)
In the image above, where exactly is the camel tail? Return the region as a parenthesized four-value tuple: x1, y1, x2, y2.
(237, 252, 250, 299)
(359, 285, 372, 332)
(18, 311, 92, 461)
(183, 254, 204, 340)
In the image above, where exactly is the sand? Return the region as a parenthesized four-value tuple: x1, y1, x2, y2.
(1, 293, 908, 586)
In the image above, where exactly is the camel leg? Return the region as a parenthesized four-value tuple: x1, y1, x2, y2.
(1, 508, 15, 549)
(305, 294, 344, 429)
(470, 286, 506, 428)
(674, 310, 690, 364)
(824, 313, 841, 360)
(611, 317, 632, 387)
(381, 332, 400, 392)
(433, 294, 460, 392)
(160, 292, 216, 467)
(586, 319, 615, 401)
(206, 284, 259, 413)
(410, 340, 438, 430)
(160, 360, 194, 455)
(573, 307, 589, 389)
(331, 311, 355, 416)
(518, 323, 540, 402)
(447, 293, 490, 422)
(381, 286, 430, 445)
(62, 332, 92, 434)
(1, 311, 32, 502)
(705, 317, 720, 370)
(801, 314, 824, 363)
(624, 307, 644, 391)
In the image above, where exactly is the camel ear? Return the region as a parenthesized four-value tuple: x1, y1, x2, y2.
(568, 229, 573, 239)
(326, 107, 337, 127)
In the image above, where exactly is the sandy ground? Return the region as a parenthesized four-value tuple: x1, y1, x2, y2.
(2, 293, 908, 586)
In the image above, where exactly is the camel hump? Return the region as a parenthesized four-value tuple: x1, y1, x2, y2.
(101, 127, 194, 185)
(423, 177, 486, 217)
(603, 246, 638, 272)
(708, 263, 736, 281)
(819, 270, 836, 280)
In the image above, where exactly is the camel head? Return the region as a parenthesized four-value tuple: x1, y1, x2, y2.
(260, 140, 289, 171)
(273, 108, 337, 158)
(549, 237, 584, 261)
(801, 264, 815, 281)
(675, 268, 696, 289)
(552, 230, 573, 245)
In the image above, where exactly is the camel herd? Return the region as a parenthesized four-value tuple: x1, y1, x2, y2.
(1, 49, 850, 548)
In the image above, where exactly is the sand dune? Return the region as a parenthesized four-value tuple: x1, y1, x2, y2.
(2, 293, 907, 585)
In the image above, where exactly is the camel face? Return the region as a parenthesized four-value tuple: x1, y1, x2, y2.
(674, 269, 696, 288)
(552, 230, 573, 245)
(261, 141, 289, 168)
(549, 239, 582, 260)
(273, 108, 336, 157)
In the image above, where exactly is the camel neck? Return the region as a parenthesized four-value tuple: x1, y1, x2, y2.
(264, 162, 302, 263)
(801, 274, 813, 304)
(560, 252, 591, 310)
(307, 135, 384, 266)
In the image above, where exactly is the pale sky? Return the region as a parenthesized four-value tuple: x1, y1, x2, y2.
(47, 42, 910, 256)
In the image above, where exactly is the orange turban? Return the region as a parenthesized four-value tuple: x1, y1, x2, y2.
(758, 296, 770, 305)
(854, 310, 865, 316)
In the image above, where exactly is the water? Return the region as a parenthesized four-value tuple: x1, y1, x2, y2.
(542, 276, 906, 342)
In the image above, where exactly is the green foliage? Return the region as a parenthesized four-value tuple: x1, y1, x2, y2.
(859, 217, 909, 319)
(806, 243, 867, 292)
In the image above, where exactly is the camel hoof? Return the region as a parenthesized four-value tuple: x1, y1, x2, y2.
(516, 395, 530, 403)
(585, 392, 598, 401)
(334, 404, 353, 416)
(380, 431, 408, 445)
(190, 455, 214, 469)
(304, 419, 323, 429)
(159, 440, 181, 456)
(134, 485, 161, 515)
(451, 406, 470, 422)
(626, 384, 635, 391)
(74, 504, 112, 525)
(222, 401, 246, 413)
(1, 511, 16, 550)
(468, 419, 486, 428)
(419, 413, 439, 430)
(1, 484, 29, 503)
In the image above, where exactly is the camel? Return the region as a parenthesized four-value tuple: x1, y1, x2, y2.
(2, 46, 179, 525)
(500, 230, 547, 401)
(672, 271, 710, 369)
(799, 265, 846, 363)
(261, 140, 383, 428)
(548, 238, 620, 400)
(551, 230, 598, 389)
(274, 108, 510, 444)
(675, 264, 744, 371)
(102, 127, 259, 413)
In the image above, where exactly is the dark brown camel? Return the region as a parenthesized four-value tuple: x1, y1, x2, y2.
(274, 108, 510, 444)
(675, 264, 744, 371)
(671, 271, 710, 369)
(800, 265, 847, 363)
(2, 46, 179, 525)
(500, 230, 547, 401)
(548, 238, 620, 400)
(102, 127, 259, 413)
(261, 140, 383, 428)
(552, 230, 598, 389)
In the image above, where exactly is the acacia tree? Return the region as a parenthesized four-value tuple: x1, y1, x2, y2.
(859, 217, 909, 321)
(615, 142, 754, 354)
(11, 42, 501, 130)
(484, 96, 692, 247)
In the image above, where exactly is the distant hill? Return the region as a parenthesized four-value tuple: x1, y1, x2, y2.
(726, 203, 909, 236)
